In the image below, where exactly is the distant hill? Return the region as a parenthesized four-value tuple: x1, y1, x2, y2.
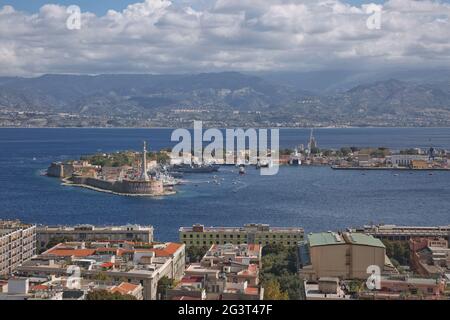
(1, 72, 450, 127)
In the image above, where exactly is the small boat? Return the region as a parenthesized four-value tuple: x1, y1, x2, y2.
(239, 166, 245, 175)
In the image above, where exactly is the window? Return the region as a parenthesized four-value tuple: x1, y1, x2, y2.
(183, 234, 187, 238)
(189, 234, 193, 238)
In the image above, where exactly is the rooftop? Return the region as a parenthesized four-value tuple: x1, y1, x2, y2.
(179, 223, 303, 233)
(308, 232, 385, 248)
(37, 224, 153, 232)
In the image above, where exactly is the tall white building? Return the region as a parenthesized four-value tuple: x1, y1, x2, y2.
(0, 220, 36, 276)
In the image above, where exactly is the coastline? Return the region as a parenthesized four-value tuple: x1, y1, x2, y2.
(331, 166, 450, 171)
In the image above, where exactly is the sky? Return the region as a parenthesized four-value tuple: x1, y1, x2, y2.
(0, 0, 389, 15)
(0, 0, 449, 76)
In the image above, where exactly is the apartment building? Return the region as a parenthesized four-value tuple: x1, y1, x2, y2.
(36, 224, 154, 251)
(171, 243, 264, 300)
(0, 220, 36, 276)
(352, 224, 450, 242)
(15, 240, 185, 300)
(179, 223, 304, 248)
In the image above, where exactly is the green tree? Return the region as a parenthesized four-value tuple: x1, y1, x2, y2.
(157, 276, 175, 300)
(263, 279, 289, 300)
(186, 246, 209, 263)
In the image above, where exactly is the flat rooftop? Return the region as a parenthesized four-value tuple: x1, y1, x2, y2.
(179, 224, 303, 233)
(37, 224, 153, 231)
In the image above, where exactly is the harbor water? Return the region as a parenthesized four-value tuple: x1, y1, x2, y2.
(0, 127, 450, 241)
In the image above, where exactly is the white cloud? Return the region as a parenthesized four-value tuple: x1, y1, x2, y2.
(0, 0, 449, 75)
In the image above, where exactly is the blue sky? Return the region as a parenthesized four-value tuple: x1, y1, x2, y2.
(0, 0, 389, 15)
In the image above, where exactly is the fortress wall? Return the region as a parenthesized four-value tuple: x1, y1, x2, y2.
(72, 176, 163, 195)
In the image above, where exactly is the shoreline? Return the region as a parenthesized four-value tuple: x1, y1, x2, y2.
(2, 126, 450, 130)
(331, 166, 450, 171)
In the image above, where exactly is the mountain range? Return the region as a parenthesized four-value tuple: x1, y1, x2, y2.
(1, 71, 450, 127)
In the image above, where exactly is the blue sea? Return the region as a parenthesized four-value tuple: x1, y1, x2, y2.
(0, 127, 450, 241)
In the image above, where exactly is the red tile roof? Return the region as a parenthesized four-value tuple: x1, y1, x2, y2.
(111, 282, 140, 295)
(31, 284, 49, 291)
(150, 243, 183, 257)
(245, 286, 259, 295)
(100, 262, 114, 268)
(46, 248, 96, 257)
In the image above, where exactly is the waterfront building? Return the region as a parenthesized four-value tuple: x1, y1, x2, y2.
(0, 220, 36, 276)
(36, 224, 154, 252)
(179, 223, 304, 248)
(298, 231, 396, 281)
(352, 224, 450, 242)
(388, 154, 429, 167)
(15, 241, 185, 300)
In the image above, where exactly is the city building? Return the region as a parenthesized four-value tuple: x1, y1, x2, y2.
(409, 237, 450, 277)
(353, 224, 450, 242)
(359, 276, 447, 300)
(179, 223, 304, 248)
(299, 231, 396, 281)
(0, 220, 36, 277)
(388, 154, 429, 167)
(304, 277, 350, 300)
(36, 224, 154, 252)
(175, 243, 264, 300)
(14, 240, 185, 300)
